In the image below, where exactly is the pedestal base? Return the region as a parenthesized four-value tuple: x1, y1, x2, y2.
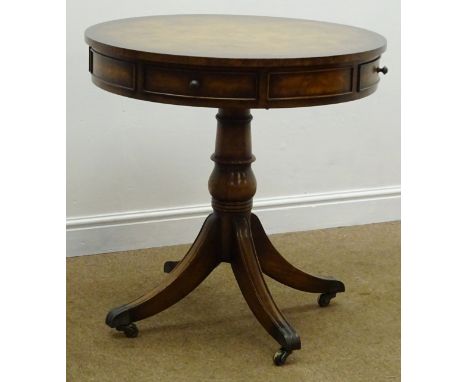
(105, 108, 345, 365)
(106, 213, 344, 365)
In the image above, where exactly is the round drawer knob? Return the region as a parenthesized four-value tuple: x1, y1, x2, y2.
(189, 79, 200, 89)
(377, 66, 388, 75)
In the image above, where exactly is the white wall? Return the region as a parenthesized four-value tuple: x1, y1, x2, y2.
(67, 0, 400, 256)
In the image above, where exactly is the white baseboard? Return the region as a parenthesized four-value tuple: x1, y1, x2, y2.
(66, 186, 400, 257)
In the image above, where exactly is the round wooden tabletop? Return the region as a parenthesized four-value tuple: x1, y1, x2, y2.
(85, 15, 387, 108)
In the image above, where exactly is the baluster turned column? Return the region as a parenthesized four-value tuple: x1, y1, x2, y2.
(208, 108, 256, 261)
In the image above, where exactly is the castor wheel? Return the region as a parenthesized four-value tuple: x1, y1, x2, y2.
(163, 260, 179, 273)
(116, 323, 139, 338)
(273, 347, 292, 366)
(318, 292, 337, 307)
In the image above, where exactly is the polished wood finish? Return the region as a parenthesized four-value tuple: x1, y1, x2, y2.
(268, 68, 353, 100)
(104, 108, 345, 360)
(86, 15, 388, 364)
(231, 214, 300, 351)
(86, 15, 387, 109)
(106, 214, 220, 328)
(85, 15, 386, 64)
(359, 57, 382, 91)
(251, 214, 345, 294)
(143, 66, 257, 101)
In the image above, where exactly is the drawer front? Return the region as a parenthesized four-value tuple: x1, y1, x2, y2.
(143, 66, 257, 100)
(358, 58, 380, 91)
(268, 68, 353, 100)
(90, 49, 136, 90)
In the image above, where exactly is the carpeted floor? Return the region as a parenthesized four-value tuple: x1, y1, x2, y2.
(67, 221, 400, 382)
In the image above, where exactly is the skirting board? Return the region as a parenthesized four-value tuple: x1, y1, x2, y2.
(66, 186, 400, 257)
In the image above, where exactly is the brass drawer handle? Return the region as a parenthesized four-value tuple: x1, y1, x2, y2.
(189, 79, 200, 89)
(377, 66, 388, 75)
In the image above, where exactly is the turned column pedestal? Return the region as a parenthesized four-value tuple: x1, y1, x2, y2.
(105, 108, 345, 365)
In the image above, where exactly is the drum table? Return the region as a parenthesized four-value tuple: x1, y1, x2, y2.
(85, 14, 387, 365)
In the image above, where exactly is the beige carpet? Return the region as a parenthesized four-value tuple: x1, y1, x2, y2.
(67, 221, 400, 381)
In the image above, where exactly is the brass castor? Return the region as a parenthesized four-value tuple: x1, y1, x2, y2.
(318, 292, 337, 307)
(273, 347, 292, 366)
(116, 323, 139, 338)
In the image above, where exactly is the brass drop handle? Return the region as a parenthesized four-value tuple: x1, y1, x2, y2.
(189, 79, 200, 89)
(377, 66, 388, 75)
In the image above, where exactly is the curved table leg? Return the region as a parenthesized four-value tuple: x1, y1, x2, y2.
(106, 214, 220, 335)
(251, 214, 345, 295)
(231, 215, 301, 358)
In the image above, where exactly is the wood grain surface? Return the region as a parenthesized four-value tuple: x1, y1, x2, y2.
(85, 15, 386, 64)
(85, 15, 387, 108)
